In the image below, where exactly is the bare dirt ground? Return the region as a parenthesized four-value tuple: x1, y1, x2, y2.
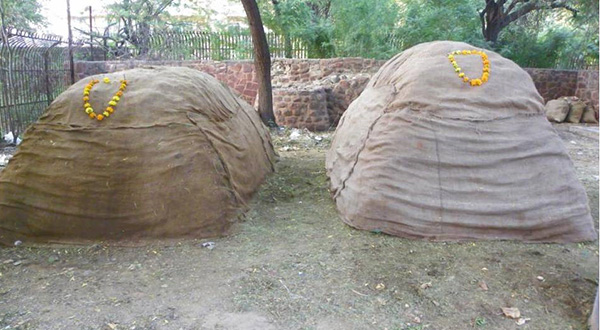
(0, 124, 598, 330)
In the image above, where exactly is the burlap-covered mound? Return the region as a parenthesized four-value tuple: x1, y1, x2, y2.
(326, 41, 596, 242)
(0, 67, 275, 245)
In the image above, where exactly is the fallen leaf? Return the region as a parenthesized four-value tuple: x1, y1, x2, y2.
(107, 323, 117, 330)
(516, 317, 530, 325)
(502, 307, 521, 319)
(536, 276, 544, 281)
(375, 283, 386, 290)
(478, 280, 489, 291)
(420, 282, 432, 289)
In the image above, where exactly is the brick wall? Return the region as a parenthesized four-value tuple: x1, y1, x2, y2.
(74, 59, 599, 130)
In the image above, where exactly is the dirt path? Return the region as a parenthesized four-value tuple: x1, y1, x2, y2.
(0, 126, 598, 330)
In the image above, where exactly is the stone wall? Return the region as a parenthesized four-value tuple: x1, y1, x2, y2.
(524, 69, 579, 102)
(273, 87, 330, 131)
(74, 59, 599, 130)
(269, 58, 382, 129)
(271, 58, 384, 88)
(575, 70, 599, 112)
(74, 60, 258, 105)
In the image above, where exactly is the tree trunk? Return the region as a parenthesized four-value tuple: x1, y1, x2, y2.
(241, 0, 276, 127)
(484, 22, 502, 43)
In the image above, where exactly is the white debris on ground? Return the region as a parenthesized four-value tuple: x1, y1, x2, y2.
(0, 154, 12, 167)
(3, 132, 22, 145)
(273, 127, 333, 152)
(1, 131, 20, 168)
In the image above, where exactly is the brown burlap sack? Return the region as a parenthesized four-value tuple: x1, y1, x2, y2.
(545, 98, 570, 122)
(582, 105, 598, 124)
(566, 97, 586, 123)
(0, 67, 275, 245)
(326, 41, 596, 243)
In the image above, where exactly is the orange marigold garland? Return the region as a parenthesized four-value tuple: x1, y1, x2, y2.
(83, 78, 128, 121)
(447, 50, 490, 86)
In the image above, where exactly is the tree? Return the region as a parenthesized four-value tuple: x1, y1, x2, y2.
(0, 0, 45, 31)
(102, 0, 182, 56)
(479, 0, 578, 43)
(241, 0, 276, 126)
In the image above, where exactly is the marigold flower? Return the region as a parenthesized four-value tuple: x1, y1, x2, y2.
(449, 49, 490, 87)
(84, 76, 127, 121)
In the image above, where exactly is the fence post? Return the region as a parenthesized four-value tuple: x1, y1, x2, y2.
(67, 0, 75, 84)
(44, 41, 61, 106)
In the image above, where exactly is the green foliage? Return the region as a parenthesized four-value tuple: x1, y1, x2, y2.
(494, 2, 599, 68)
(251, 0, 597, 68)
(0, 0, 46, 31)
(330, 0, 401, 59)
(496, 25, 570, 68)
(258, 0, 334, 58)
(397, 0, 486, 49)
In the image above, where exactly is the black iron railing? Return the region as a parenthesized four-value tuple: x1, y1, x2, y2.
(0, 28, 73, 138)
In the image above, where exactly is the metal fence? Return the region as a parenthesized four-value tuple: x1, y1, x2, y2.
(85, 31, 308, 61)
(0, 29, 72, 138)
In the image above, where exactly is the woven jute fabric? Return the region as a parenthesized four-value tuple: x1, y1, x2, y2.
(326, 41, 596, 242)
(0, 67, 275, 245)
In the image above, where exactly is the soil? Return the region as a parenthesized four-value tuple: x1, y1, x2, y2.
(0, 124, 598, 330)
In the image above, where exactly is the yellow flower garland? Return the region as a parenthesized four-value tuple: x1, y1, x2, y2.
(447, 50, 490, 86)
(83, 78, 127, 121)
